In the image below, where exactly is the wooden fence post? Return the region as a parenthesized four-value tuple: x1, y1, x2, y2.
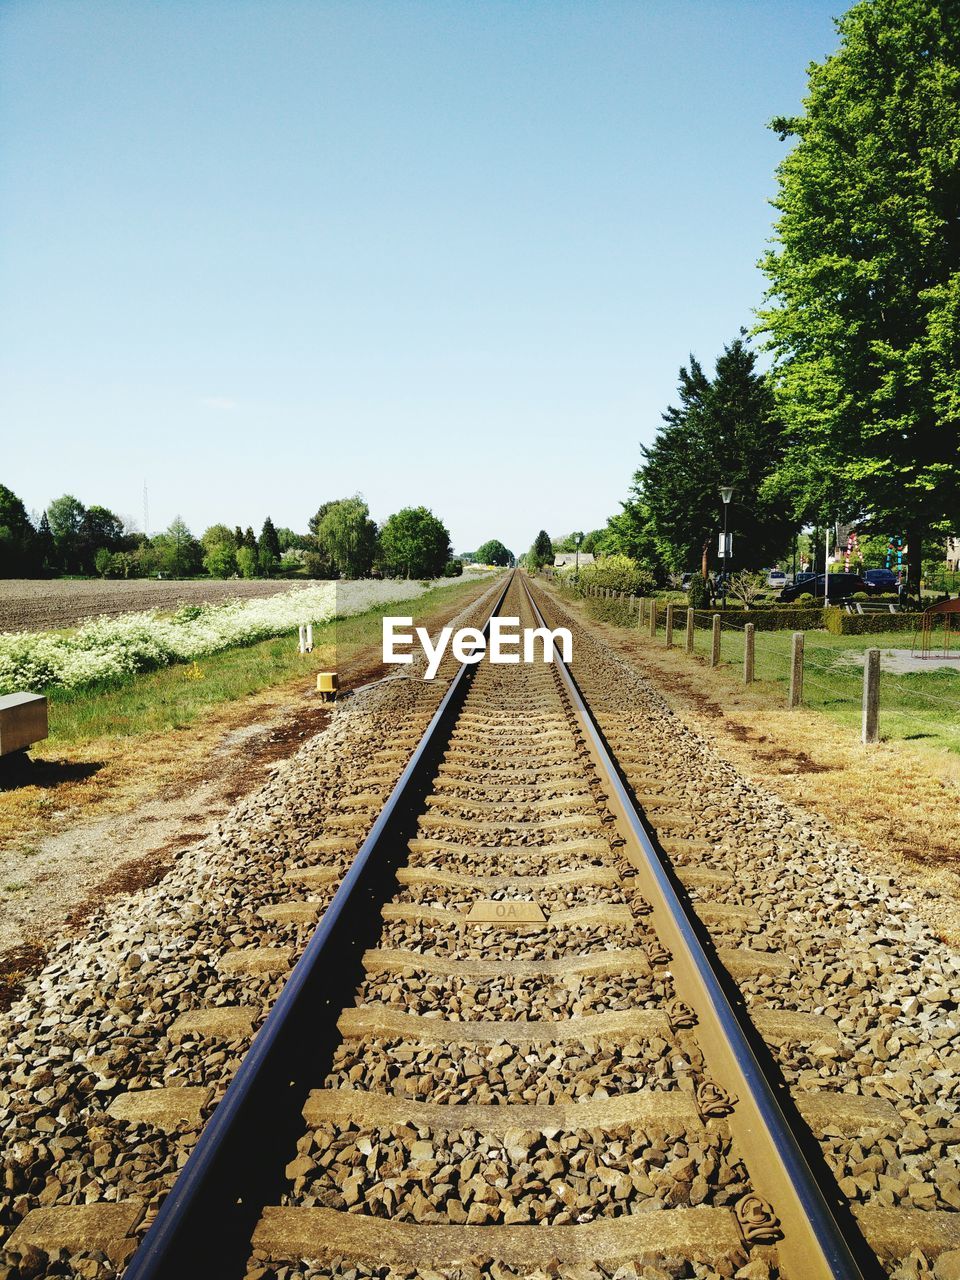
(862, 648, 880, 744)
(685, 608, 694, 654)
(710, 614, 721, 666)
(743, 623, 755, 684)
(665, 603, 674, 648)
(789, 632, 804, 707)
(648, 600, 657, 638)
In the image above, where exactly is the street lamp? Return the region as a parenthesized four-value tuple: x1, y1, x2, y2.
(573, 531, 584, 582)
(719, 485, 734, 607)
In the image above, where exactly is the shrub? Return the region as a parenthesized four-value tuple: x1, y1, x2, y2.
(566, 554, 655, 597)
(688, 573, 710, 609)
(443, 560, 463, 577)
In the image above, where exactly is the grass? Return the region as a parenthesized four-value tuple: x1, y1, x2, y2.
(683, 622, 960, 754)
(45, 575, 492, 744)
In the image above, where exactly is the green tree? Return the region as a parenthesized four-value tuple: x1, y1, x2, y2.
(529, 530, 553, 570)
(153, 517, 201, 577)
(0, 483, 37, 576)
(475, 539, 513, 567)
(635, 340, 794, 573)
(314, 496, 378, 578)
(758, 0, 960, 588)
(257, 516, 281, 577)
(94, 547, 113, 577)
(276, 526, 310, 551)
(236, 545, 257, 579)
(35, 511, 54, 573)
(46, 494, 86, 572)
(79, 505, 125, 574)
(379, 507, 451, 578)
(200, 525, 237, 578)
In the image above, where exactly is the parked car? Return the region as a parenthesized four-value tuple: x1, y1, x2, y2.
(863, 568, 898, 591)
(779, 573, 876, 603)
(681, 572, 693, 590)
(767, 569, 787, 589)
(795, 570, 817, 584)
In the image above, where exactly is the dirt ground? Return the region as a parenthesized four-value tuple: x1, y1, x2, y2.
(558, 595, 960, 944)
(0, 577, 307, 632)
(0, 580, 492, 1008)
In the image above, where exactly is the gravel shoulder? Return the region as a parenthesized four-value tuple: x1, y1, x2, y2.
(0, 577, 494, 1005)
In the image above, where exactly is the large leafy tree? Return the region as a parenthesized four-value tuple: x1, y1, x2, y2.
(475, 539, 513, 567)
(758, 0, 960, 586)
(314, 496, 378, 578)
(379, 506, 451, 578)
(636, 339, 794, 573)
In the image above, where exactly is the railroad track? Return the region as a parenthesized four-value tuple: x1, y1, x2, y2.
(8, 572, 958, 1279)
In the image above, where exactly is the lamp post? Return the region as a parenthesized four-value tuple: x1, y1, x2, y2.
(719, 485, 734, 607)
(573, 531, 584, 582)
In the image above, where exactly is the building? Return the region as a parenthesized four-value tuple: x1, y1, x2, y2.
(553, 552, 595, 569)
(947, 538, 960, 573)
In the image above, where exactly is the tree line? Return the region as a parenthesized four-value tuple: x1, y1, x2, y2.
(0, 488, 479, 581)
(533, 0, 958, 591)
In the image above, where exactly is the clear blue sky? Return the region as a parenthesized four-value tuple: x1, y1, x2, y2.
(0, 0, 841, 556)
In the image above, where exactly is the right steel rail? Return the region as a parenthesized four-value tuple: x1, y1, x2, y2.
(522, 575, 873, 1280)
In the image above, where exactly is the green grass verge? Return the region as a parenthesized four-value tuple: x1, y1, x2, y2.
(688, 623, 960, 754)
(47, 576, 492, 745)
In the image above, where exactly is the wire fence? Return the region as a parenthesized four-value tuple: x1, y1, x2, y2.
(555, 582, 960, 753)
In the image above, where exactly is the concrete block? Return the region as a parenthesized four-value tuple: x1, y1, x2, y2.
(0, 692, 48, 756)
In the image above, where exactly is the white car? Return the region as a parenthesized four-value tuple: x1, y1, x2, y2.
(767, 569, 787, 588)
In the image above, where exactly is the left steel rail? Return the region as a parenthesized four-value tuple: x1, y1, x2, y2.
(123, 572, 513, 1280)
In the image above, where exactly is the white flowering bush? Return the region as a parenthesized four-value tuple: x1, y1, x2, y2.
(0, 575, 480, 694)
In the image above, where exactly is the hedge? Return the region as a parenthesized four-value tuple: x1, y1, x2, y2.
(689, 607, 825, 632)
(823, 608, 926, 635)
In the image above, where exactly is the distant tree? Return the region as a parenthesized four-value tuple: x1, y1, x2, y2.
(475, 539, 513, 567)
(379, 507, 451, 578)
(243, 526, 258, 551)
(47, 494, 86, 572)
(79, 505, 125, 574)
(153, 516, 202, 577)
(303, 549, 333, 578)
(0, 483, 38, 576)
(233, 526, 245, 548)
(236, 545, 257, 578)
(276, 526, 310, 552)
(201, 524, 236, 552)
(35, 511, 55, 573)
(530, 530, 553, 570)
(313, 496, 378, 578)
(260, 516, 281, 560)
(94, 547, 113, 577)
(580, 530, 604, 554)
(257, 516, 281, 577)
(204, 542, 238, 577)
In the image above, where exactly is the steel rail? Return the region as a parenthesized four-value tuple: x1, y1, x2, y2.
(521, 574, 875, 1280)
(123, 572, 514, 1280)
